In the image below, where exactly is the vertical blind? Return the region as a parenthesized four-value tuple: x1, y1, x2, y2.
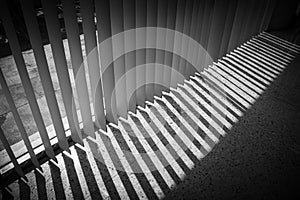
(0, 0, 276, 177)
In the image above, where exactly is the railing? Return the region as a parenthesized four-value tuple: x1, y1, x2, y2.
(0, 0, 277, 181)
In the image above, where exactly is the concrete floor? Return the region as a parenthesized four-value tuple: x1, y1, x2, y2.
(1, 32, 299, 199)
(165, 49, 300, 200)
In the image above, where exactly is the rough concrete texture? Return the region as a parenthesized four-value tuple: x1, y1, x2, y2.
(1, 32, 299, 199)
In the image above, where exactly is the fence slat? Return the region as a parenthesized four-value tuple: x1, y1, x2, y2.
(95, 0, 118, 123)
(135, 0, 147, 106)
(187, 0, 201, 76)
(62, 0, 95, 137)
(219, 0, 238, 57)
(110, 0, 128, 118)
(80, 0, 106, 130)
(0, 1, 56, 160)
(206, 0, 229, 63)
(145, 0, 158, 101)
(0, 70, 40, 168)
(123, 0, 137, 112)
(171, 0, 185, 87)
(0, 127, 24, 177)
(41, 0, 82, 144)
(20, 0, 69, 152)
(155, 0, 168, 96)
(163, 0, 177, 90)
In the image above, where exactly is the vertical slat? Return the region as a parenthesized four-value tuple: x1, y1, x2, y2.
(123, 0, 137, 112)
(177, 0, 188, 81)
(135, 0, 147, 106)
(206, 0, 229, 63)
(0, 0, 56, 160)
(187, 0, 201, 76)
(227, 0, 248, 52)
(163, 0, 177, 90)
(0, 69, 40, 168)
(170, 0, 185, 88)
(180, 0, 193, 78)
(250, 0, 267, 36)
(95, 0, 118, 123)
(146, 0, 158, 101)
(238, 1, 256, 44)
(193, 0, 206, 72)
(0, 127, 24, 177)
(198, 0, 214, 68)
(41, 0, 82, 144)
(62, 0, 95, 137)
(260, 0, 277, 32)
(219, 0, 238, 57)
(155, 0, 168, 96)
(110, 0, 128, 118)
(20, 0, 69, 152)
(80, 0, 106, 130)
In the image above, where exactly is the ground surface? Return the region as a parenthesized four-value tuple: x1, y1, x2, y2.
(164, 50, 300, 200)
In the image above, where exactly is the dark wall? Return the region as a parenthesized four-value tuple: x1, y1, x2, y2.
(268, 0, 300, 31)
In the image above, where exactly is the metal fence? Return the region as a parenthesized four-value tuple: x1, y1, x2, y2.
(0, 0, 276, 179)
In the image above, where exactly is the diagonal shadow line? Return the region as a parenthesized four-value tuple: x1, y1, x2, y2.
(86, 137, 123, 200)
(138, 108, 192, 174)
(201, 70, 251, 110)
(74, 145, 103, 200)
(209, 65, 260, 100)
(61, 153, 85, 200)
(211, 64, 261, 98)
(189, 75, 243, 119)
(119, 118, 175, 193)
(225, 53, 274, 83)
(256, 36, 297, 55)
(115, 121, 169, 199)
(262, 32, 300, 50)
(164, 90, 221, 144)
(154, 97, 212, 154)
(34, 169, 47, 200)
(226, 54, 274, 83)
(184, 79, 239, 124)
(221, 58, 269, 88)
(259, 34, 300, 54)
(252, 37, 295, 59)
(246, 40, 292, 64)
(129, 113, 183, 184)
(206, 67, 256, 105)
(241, 43, 288, 71)
(19, 178, 30, 200)
(146, 102, 202, 163)
(218, 59, 267, 91)
(99, 125, 149, 200)
(49, 161, 66, 200)
(214, 62, 264, 95)
(233, 49, 281, 77)
(178, 84, 232, 130)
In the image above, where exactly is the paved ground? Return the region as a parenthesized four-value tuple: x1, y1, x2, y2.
(164, 49, 300, 200)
